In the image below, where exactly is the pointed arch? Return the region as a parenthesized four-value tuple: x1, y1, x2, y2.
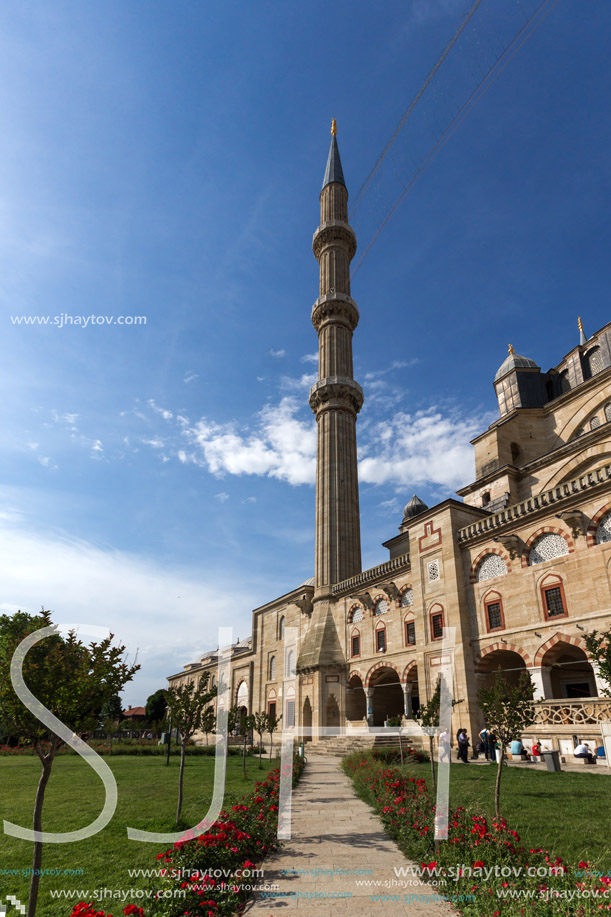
(365, 659, 400, 688)
(475, 642, 532, 672)
(587, 502, 611, 547)
(470, 546, 512, 584)
(522, 526, 574, 567)
(534, 631, 588, 667)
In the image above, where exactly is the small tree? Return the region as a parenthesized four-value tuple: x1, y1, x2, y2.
(0, 609, 139, 917)
(228, 705, 252, 778)
(165, 674, 216, 825)
(145, 688, 169, 730)
(251, 711, 268, 768)
(100, 693, 124, 755)
(201, 706, 216, 745)
(267, 710, 281, 760)
(584, 628, 611, 697)
(478, 668, 535, 818)
(418, 677, 462, 794)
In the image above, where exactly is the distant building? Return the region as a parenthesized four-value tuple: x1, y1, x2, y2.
(169, 125, 611, 757)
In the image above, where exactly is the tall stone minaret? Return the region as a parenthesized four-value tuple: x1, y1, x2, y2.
(309, 119, 364, 598)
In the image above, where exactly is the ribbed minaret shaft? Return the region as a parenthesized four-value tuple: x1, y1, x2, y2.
(309, 122, 363, 596)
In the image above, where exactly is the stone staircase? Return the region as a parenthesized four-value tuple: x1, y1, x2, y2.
(306, 735, 375, 757)
(306, 731, 426, 757)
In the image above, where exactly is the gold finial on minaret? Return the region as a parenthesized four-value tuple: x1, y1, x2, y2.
(578, 316, 583, 331)
(508, 344, 515, 355)
(331, 118, 337, 136)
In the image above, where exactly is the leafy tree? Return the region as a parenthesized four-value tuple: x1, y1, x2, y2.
(100, 693, 124, 754)
(165, 673, 216, 825)
(145, 688, 169, 727)
(584, 628, 611, 697)
(251, 711, 268, 768)
(228, 705, 253, 778)
(201, 706, 215, 745)
(266, 710, 282, 760)
(0, 609, 139, 917)
(477, 668, 535, 818)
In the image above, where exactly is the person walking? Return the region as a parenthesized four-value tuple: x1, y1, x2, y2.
(457, 729, 470, 763)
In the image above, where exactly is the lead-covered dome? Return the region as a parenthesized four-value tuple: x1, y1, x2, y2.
(494, 347, 539, 382)
(402, 494, 429, 522)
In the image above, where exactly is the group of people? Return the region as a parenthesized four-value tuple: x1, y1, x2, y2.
(449, 727, 499, 763)
(438, 730, 601, 765)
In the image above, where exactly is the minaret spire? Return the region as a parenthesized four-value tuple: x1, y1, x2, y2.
(309, 122, 363, 596)
(578, 316, 587, 346)
(322, 118, 345, 191)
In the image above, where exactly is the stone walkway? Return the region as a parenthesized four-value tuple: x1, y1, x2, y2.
(245, 754, 456, 916)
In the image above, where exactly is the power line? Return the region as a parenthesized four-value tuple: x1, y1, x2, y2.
(350, 0, 560, 278)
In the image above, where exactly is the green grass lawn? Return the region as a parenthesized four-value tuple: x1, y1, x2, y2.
(400, 757, 611, 869)
(0, 752, 279, 915)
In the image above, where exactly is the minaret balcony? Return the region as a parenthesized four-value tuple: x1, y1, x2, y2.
(309, 375, 364, 416)
(312, 292, 359, 333)
(312, 220, 357, 260)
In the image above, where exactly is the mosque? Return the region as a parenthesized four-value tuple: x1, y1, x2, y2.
(168, 124, 611, 757)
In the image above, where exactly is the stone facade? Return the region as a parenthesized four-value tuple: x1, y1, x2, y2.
(168, 128, 611, 755)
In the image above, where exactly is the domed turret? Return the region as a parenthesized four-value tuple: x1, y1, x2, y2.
(494, 344, 539, 382)
(402, 494, 429, 523)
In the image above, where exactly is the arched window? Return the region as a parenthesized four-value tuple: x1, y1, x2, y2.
(375, 622, 386, 652)
(528, 533, 569, 565)
(269, 656, 276, 681)
(429, 605, 444, 641)
(400, 588, 414, 608)
(211, 675, 216, 688)
(605, 404, 611, 424)
(591, 416, 601, 431)
(584, 347, 603, 379)
(286, 649, 296, 677)
(350, 629, 361, 657)
(404, 618, 416, 645)
(575, 428, 585, 438)
(476, 553, 508, 583)
(559, 371, 571, 394)
(483, 592, 505, 632)
(350, 605, 364, 624)
(596, 511, 611, 545)
(540, 574, 568, 620)
(278, 616, 285, 639)
(373, 598, 388, 616)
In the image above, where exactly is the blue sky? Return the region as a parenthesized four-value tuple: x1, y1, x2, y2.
(0, 0, 608, 704)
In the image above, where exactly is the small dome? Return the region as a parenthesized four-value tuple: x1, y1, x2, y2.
(402, 494, 429, 521)
(494, 349, 539, 382)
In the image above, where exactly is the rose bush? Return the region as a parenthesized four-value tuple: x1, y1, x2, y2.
(343, 751, 611, 915)
(68, 754, 304, 917)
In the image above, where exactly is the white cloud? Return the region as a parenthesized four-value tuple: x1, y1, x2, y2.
(183, 372, 199, 384)
(268, 349, 286, 358)
(0, 517, 255, 706)
(185, 397, 316, 486)
(26, 442, 39, 451)
(147, 399, 173, 421)
(242, 497, 257, 504)
(300, 353, 318, 364)
(37, 455, 58, 470)
(142, 437, 165, 449)
(358, 407, 490, 490)
(281, 372, 318, 391)
(215, 492, 230, 502)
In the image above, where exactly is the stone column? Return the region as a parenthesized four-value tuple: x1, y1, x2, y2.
(528, 665, 553, 700)
(365, 687, 374, 726)
(591, 662, 609, 697)
(403, 684, 413, 719)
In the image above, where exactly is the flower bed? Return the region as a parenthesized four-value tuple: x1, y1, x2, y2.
(342, 751, 611, 915)
(68, 754, 305, 917)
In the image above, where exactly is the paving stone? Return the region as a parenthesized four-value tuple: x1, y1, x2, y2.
(245, 758, 455, 915)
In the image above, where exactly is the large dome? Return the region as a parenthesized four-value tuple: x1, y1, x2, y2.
(494, 350, 539, 382)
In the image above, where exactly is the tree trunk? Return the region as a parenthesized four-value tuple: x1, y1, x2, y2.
(242, 735, 247, 778)
(269, 733, 273, 760)
(258, 732, 263, 768)
(176, 738, 186, 826)
(429, 735, 436, 794)
(495, 746, 504, 818)
(27, 755, 53, 917)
